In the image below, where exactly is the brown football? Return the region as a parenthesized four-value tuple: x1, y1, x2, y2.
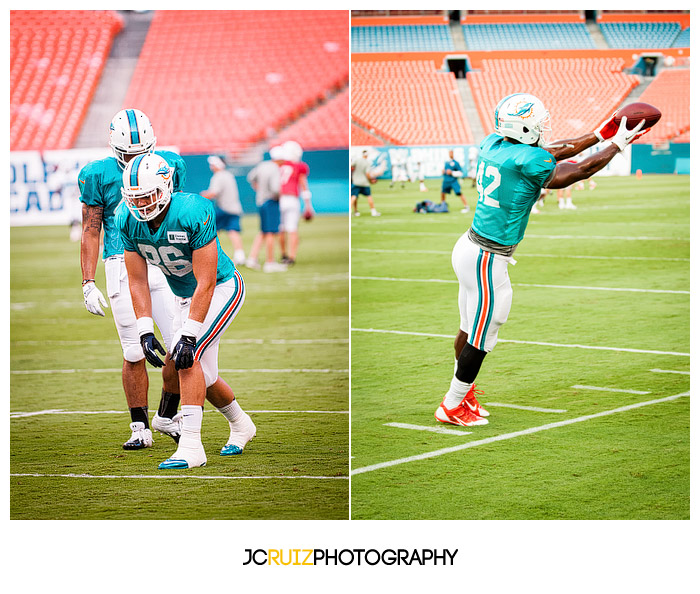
(614, 102, 662, 131)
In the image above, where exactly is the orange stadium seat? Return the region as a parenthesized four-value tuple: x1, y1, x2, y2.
(351, 123, 383, 146)
(351, 60, 473, 145)
(635, 69, 689, 143)
(276, 88, 349, 150)
(468, 58, 639, 141)
(10, 10, 123, 150)
(123, 10, 348, 153)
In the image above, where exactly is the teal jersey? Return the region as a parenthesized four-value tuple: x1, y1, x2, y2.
(116, 191, 236, 299)
(471, 133, 556, 246)
(78, 150, 187, 259)
(442, 158, 462, 182)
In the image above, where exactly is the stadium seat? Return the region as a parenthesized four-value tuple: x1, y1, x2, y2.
(635, 69, 689, 143)
(352, 60, 473, 145)
(462, 23, 595, 50)
(124, 10, 348, 153)
(468, 58, 639, 140)
(276, 88, 349, 150)
(351, 123, 384, 146)
(599, 21, 681, 48)
(352, 25, 454, 52)
(10, 10, 123, 150)
(671, 27, 690, 48)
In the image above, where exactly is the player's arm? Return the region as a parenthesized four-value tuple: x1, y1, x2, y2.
(546, 116, 647, 189)
(80, 203, 109, 317)
(171, 240, 217, 370)
(546, 112, 621, 162)
(299, 173, 313, 216)
(544, 133, 599, 162)
(125, 249, 166, 367)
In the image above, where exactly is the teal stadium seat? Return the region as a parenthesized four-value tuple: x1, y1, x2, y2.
(462, 23, 595, 50)
(672, 27, 690, 48)
(599, 22, 681, 48)
(351, 25, 454, 52)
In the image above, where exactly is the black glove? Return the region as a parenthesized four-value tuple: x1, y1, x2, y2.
(172, 334, 197, 370)
(140, 333, 166, 368)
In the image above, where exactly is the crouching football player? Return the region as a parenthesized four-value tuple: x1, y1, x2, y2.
(117, 153, 256, 469)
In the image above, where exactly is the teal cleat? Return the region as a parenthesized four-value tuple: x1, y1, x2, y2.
(220, 444, 244, 456)
(158, 458, 191, 469)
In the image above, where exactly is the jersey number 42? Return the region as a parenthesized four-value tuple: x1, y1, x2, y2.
(475, 162, 501, 209)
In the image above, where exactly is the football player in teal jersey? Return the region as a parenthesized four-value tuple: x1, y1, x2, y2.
(435, 93, 649, 427)
(79, 108, 187, 450)
(440, 149, 470, 213)
(117, 153, 256, 469)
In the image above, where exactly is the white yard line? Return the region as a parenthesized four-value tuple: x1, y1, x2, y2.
(384, 422, 472, 436)
(10, 473, 348, 481)
(351, 327, 690, 357)
(352, 248, 689, 262)
(10, 409, 348, 418)
(351, 276, 688, 295)
(11, 368, 349, 375)
(650, 369, 690, 375)
(351, 391, 690, 476)
(352, 230, 687, 241)
(483, 403, 567, 413)
(572, 385, 651, 395)
(12, 338, 348, 346)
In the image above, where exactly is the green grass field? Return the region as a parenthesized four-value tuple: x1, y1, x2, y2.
(350, 175, 690, 520)
(10, 215, 349, 519)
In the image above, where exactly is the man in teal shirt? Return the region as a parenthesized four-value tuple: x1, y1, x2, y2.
(435, 93, 649, 427)
(118, 153, 256, 469)
(78, 108, 186, 450)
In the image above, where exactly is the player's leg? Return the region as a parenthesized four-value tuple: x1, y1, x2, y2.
(457, 188, 469, 213)
(246, 231, 263, 269)
(108, 258, 154, 449)
(196, 272, 254, 456)
(147, 264, 182, 442)
(226, 214, 246, 265)
(365, 187, 380, 216)
(279, 196, 301, 265)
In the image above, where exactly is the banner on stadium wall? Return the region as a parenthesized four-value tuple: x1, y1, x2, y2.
(351, 144, 632, 180)
(10, 148, 111, 227)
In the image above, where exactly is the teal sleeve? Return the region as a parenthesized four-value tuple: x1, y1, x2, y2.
(522, 150, 556, 187)
(158, 150, 187, 192)
(115, 203, 137, 252)
(77, 162, 103, 207)
(187, 198, 217, 250)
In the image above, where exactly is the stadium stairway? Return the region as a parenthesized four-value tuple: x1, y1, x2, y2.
(586, 22, 610, 49)
(74, 11, 153, 148)
(456, 78, 486, 141)
(449, 20, 468, 51)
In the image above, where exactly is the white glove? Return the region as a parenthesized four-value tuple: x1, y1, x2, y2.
(610, 116, 647, 151)
(452, 171, 462, 178)
(83, 281, 108, 317)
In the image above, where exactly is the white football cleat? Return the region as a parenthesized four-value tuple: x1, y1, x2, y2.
(158, 445, 207, 469)
(244, 258, 261, 270)
(123, 422, 153, 450)
(152, 413, 182, 443)
(461, 207, 470, 213)
(220, 412, 256, 456)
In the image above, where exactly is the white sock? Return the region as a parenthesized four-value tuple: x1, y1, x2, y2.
(234, 249, 245, 260)
(217, 399, 244, 424)
(443, 376, 473, 409)
(178, 404, 203, 452)
(371, 208, 378, 215)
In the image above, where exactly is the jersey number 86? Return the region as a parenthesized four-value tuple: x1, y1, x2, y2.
(138, 244, 193, 277)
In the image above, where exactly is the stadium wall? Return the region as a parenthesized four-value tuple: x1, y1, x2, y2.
(351, 48, 690, 69)
(9, 148, 349, 227)
(350, 144, 689, 181)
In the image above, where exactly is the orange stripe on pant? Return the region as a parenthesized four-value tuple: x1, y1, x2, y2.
(194, 270, 244, 360)
(473, 251, 491, 349)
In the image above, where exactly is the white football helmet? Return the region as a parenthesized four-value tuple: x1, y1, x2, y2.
(494, 93, 551, 147)
(121, 154, 173, 222)
(109, 108, 157, 170)
(283, 140, 303, 162)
